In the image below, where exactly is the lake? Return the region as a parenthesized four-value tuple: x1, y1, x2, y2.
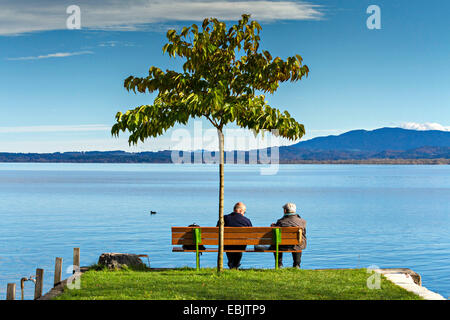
(0, 163, 449, 299)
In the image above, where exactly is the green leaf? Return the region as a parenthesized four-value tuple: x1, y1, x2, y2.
(113, 15, 307, 144)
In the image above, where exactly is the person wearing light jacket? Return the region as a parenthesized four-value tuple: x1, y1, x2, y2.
(270, 203, 307, 268)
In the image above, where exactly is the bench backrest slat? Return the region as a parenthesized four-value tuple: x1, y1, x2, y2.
(172, 227, 301, 246)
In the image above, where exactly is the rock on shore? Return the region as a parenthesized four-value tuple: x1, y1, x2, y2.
(98, 253, 145, 269)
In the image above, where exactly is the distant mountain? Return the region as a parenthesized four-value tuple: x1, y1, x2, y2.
(0, 128, 449, 163)
(286, 128, 450, 152)
(279, 128, 450, 161)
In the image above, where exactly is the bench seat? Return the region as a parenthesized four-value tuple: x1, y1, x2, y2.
(171, 226, 304, 269)
(172, 247, 301, 253)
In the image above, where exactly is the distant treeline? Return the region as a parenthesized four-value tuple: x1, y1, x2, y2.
(0, 148, 449, 164)
(280, 159, 450, 165)
(0, 151, 172, 163)
(278, 146, 450, 161)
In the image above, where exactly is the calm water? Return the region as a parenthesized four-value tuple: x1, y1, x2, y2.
(0, 163, 449, 299)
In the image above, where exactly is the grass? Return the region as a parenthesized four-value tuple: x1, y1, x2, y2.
(54, 267, 421, 300)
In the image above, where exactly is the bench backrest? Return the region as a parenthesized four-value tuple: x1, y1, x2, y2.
(171, 227, 302, 246)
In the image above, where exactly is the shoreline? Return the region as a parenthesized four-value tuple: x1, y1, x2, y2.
(0, 159, 449, 165)
(374, 269, 446, 300)
(37, 267, 446, 301)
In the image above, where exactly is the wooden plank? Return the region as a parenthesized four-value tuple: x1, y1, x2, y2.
(54, 257, 63, 287)
(172, 227, 301, 246)
(172, 227, 300, 233)
(218, 239, 298, 245)
(6, 283, 16, 300)
(172, 247, 302, 253)
(73, 247, 80, 272)
(172, 229, 300, 238)
(172, 228, 300, 237)
(172, 237, 299, 245)
(172, 238, 299, 245)
(172, 232, 299, 240)
(34, 268, 44, 300)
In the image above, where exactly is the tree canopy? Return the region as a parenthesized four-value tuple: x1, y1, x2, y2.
(111, 14, 308, 142)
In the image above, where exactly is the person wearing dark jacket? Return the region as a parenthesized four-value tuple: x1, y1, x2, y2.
(270, 203, 307, 268)
(217, 202, 252, 269)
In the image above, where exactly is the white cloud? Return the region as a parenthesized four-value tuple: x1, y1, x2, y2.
(0, 124, 110, 133)
(0, 123, 295, 152)
(98, 41, 135, 48)
(7, 51, 93, 61)
(0, 0, 324, 36)
(98, 41, 118, 47)
(400, 122, 450, 132)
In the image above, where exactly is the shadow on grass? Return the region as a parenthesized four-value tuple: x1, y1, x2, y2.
(87, 263, 152, 272)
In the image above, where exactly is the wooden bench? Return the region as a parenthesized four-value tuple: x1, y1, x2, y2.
(172, 227, 303, 270)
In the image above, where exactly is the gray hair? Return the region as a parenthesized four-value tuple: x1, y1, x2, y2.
(233, 202, 246, 212)
(282, 203, 296, 213)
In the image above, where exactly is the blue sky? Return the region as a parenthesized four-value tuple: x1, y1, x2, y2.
(0, 0, 449, 152)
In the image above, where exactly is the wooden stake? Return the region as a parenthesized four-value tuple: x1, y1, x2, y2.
(6, 283, 16, 300)
(54, 257, 63, 287)
(73, 248, 80, 272)
(34, 268, 44, 300)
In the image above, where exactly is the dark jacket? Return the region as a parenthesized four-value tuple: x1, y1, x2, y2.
(217, 212, 252, 250)
(222, 212, 252, 227)
(272, 214, 307, 250)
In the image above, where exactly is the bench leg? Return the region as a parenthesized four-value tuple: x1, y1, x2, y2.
(275, 247, 279, 270)
(273, 228, 281, 270)
(196, 249, 200, 271)
(194, 228, 201, 271)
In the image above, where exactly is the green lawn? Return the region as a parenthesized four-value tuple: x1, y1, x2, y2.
(55, 267, 421, 300)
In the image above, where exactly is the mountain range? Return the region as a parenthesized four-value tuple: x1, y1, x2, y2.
(1, 128, 449, 163)
(278, 127, 450, 161)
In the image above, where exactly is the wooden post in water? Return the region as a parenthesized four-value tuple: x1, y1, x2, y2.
(6, 283, 16, 300)
(20, 278, 25, 300)
(54, 257, 63, 287)
(34, 268, 44, 300)
(73, 248, 80, 273)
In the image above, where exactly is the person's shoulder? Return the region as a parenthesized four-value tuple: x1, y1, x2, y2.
(243, 215, 252, 225)
(224, 212, 234, 218)
(223, 213, 231, 223)
(296, 215, 307, 225)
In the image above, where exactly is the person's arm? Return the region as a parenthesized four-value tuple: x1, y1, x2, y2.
(271, 218, 281, 227)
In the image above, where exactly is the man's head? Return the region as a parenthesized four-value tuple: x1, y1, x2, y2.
(282, 203, 296, 214)
(233, 202, 246, 215)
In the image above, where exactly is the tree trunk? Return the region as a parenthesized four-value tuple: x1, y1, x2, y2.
(217, 128, 225, 272)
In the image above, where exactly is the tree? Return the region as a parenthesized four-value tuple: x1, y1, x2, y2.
(111, 14, 309, 272)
